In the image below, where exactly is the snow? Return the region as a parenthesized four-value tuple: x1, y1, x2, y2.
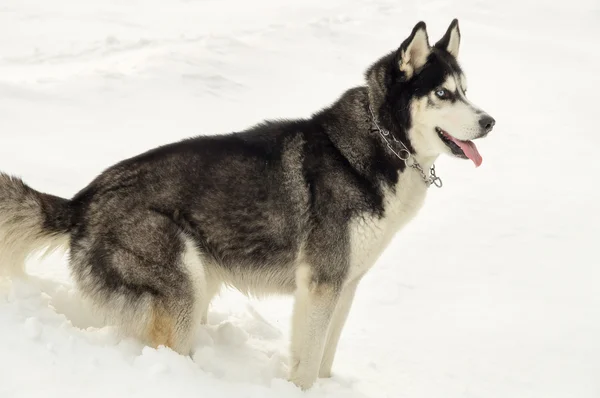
(1, 0, 599, 397)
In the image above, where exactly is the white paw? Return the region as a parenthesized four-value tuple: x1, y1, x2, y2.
(288, 365, 318, 390)
(318, 368, 332, 378)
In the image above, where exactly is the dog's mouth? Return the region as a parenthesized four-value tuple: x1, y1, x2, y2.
(436, 127, 482, 167)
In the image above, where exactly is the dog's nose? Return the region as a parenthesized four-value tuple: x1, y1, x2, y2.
(479, 115, 495, 133)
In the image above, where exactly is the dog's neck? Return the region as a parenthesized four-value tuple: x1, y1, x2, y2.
(365, 90, 437, 161)
(403, 125, 440, 169)
(365, 88, 441, 187)
(413, 153, 438, 170)
(365, 88, 414, 154)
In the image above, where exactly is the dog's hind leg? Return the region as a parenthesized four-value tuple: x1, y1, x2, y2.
(70, 212, 206, 356)
(146, 300, 187, 352)
(145, 237, 216, 354)
(288, 265, 341, 390)
(179, 238, 219, 329)
(199, 278, 221, 325)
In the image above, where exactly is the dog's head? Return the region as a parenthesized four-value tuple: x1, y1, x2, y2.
(366, 19, 495, 167)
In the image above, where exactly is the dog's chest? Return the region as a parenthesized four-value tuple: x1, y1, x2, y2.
(347, 170, 428, 283)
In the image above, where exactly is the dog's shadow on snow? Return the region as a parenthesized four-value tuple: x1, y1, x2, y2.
(7, 273, 364, 395)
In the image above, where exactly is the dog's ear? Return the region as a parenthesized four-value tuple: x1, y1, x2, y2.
(398, 21, 430, 78)
(435, 19, 460, 58)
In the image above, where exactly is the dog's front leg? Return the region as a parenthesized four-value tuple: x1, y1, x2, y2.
(289, 267, 340, 390)
(319, 278, 360, 378)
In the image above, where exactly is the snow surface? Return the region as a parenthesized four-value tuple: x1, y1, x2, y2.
(1, 0, 599, 397)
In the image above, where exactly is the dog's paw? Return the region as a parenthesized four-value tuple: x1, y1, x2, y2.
(318, 368, 332, 378)
(288, 375, 316, 391)
(288, 367, 318, 390)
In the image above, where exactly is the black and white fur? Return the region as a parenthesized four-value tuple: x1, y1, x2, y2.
(0, 20, 494, 389)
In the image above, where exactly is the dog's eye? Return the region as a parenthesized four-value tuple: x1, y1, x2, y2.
(435, 89, 449, 99)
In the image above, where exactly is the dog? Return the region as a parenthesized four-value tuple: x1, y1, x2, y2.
(0, 19, 494, 389)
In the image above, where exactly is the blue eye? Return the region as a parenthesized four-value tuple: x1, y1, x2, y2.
(435, 89, 448, 99)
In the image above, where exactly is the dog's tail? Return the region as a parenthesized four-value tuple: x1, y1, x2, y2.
(0, 172, 73, 276)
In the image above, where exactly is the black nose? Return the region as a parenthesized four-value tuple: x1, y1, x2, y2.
(479, 115, 495, 133)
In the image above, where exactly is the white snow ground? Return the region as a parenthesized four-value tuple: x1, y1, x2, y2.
(1, 0, 599, 397)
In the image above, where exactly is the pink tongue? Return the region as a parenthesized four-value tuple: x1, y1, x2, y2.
(447, 135, 483, 167)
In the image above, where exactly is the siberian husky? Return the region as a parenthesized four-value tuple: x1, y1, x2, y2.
(0, 19, 494, 389)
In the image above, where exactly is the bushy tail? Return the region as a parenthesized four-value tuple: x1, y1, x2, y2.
(0, 172, 73, 276)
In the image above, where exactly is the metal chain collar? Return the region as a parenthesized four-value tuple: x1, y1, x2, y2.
(368, 105, 443, 188)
